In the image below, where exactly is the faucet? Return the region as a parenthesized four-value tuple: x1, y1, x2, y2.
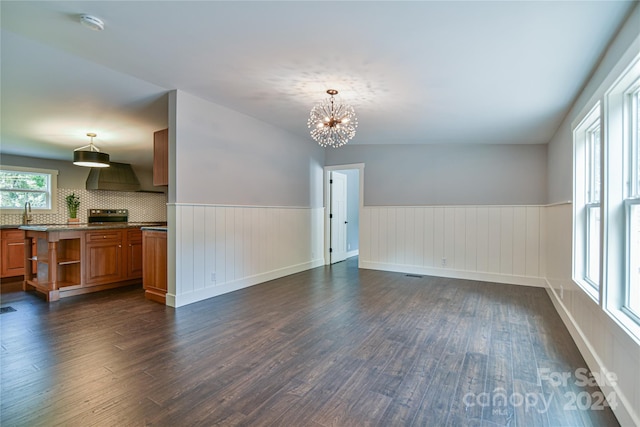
(22, 202, 32, 225)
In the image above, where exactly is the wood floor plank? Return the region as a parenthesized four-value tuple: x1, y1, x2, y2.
(0, 258, 620, 426)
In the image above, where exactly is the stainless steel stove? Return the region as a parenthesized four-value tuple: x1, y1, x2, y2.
(87, 209, 129, 224)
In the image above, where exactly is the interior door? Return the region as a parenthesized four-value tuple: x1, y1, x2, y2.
(331, 171, 348, 264)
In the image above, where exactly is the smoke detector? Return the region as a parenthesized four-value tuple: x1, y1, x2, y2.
(80, 14, 104, 31)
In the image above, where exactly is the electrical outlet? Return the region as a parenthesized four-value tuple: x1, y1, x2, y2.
(441, 258, 447, 267)
(348, 243, 351, 250)
(560, 284, 563, 299)
(211, 272, 216, 282)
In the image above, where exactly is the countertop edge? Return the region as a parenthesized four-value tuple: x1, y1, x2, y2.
(18, 222, 167, 232)
(141, 227, 168, 232)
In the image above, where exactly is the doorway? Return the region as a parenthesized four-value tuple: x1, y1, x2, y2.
(324, 164, 364, 265)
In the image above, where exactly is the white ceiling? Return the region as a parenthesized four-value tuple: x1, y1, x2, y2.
(1, 1, 636, 170)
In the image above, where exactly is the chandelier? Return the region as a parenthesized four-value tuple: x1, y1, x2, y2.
(308, 89, 358, 148)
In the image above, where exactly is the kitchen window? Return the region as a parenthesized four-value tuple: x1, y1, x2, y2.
(0, 165, 58, 212)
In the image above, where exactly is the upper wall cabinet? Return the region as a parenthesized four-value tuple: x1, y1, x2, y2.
(153, 128, 168, 186)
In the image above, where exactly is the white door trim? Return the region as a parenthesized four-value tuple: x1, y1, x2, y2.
(323, 163, 365, 266)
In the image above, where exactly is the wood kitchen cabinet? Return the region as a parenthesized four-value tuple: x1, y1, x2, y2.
(85, 229, 143, 286)
(23, 225, 150, 301)
(24, 230, 82, 301)
(143, 229, 167, 304)
(84, 230, 123, 286)
(1, 229, 25, 278)
(125, 229, 143, 279)
(153, 128, 168, 186)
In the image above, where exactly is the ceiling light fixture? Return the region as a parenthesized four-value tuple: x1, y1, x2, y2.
(308, 89, 358, 148)
(80, 14, 105, 31)
(73, 133, 110, 168)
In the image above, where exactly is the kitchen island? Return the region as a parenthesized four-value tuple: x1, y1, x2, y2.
(21, 223, 164, 301)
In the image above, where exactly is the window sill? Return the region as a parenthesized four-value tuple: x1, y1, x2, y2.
(606, 307, 640, 346)
(572, 277, 600, 304)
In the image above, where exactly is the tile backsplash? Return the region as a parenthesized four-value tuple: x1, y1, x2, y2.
(0, 189, 167, 225)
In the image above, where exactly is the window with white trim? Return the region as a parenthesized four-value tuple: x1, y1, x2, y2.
(0, 166, 58, 212)
(573, 103, 601, 298)
(601, 52, 640, 336)
(586, 120, 601, 288)
(624, 85, 640, 321)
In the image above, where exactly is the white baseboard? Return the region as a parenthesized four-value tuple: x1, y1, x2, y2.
(347, 249, 359, 258)
(168, 258, 325, 308)
(359, 260, 546, 287)
(545, 280, 638, 427)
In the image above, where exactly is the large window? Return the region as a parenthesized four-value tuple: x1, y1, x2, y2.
(585, 121, 601, 288)
(624, 86, 640, 321)
(573, 103, 601, 298)
(0, 166, 58, 212)
(575, 52, 640, 339)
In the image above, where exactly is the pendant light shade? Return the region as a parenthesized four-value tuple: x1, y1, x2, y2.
(73, 150, 110, 167)
(73, 133, 110, 167)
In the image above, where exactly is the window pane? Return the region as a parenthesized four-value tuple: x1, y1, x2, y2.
(0, 171, 48, 190)
(628, 204, 640, 316)
(589, 127, 601, 203)
(0, 169, 53, 209)
(586, 205, 600, 287)
(0, 190, 48, 209)
(635, 91, 640, 196)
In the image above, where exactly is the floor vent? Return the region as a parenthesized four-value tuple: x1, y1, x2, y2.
(405, 274, 423, 278)
(0, 306, 16, 314)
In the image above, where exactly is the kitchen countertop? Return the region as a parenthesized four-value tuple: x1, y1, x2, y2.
(141, 226, 168, 232)
(19, 222, 167, 232)
(1, 224, 24, 230)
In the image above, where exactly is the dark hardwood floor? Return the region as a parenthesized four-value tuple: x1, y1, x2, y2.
(1, 258, 619, 426)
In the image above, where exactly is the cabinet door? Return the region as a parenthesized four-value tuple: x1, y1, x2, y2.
(125, 229, 143, 279)
(1, 230, 25, 278)
(143, 231, 167, 293)
(85, 240, 122, 286)
(153, 128, 168, 186)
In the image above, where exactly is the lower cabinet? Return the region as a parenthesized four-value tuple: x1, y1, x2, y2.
(85, 231, 124, 286)
(1, 229, 25, 278)
(125, 229, 143, 279)
(84, 229, 144, 286)
(23, 226, 150, 301)
(142, 229, 167, 304)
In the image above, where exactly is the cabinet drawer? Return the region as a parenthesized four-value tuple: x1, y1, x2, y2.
(86, 231, 122, 242)
(127, 229, 142, 241)
(2, 229, 24, 240)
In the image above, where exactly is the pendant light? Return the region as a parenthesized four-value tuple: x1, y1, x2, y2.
(308, 89, 358, 148)
(73, 133, 110, 167)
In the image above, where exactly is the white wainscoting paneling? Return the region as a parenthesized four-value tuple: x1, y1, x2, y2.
(360, 205, 545, 287)
(544, 203, 640, 426)
(169, 204, 324, 307)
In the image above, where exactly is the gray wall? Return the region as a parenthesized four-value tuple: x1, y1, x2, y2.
(547, 4, 640, 203)
(0, 153, 159, 191)
(172, 90, 324, 207)
(326, 144, 547, 206)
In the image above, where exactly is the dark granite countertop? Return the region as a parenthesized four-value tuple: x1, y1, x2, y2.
(140, 226, 168, 232)
(0, 224, 22, 230)
(19, 222, 167, 232)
